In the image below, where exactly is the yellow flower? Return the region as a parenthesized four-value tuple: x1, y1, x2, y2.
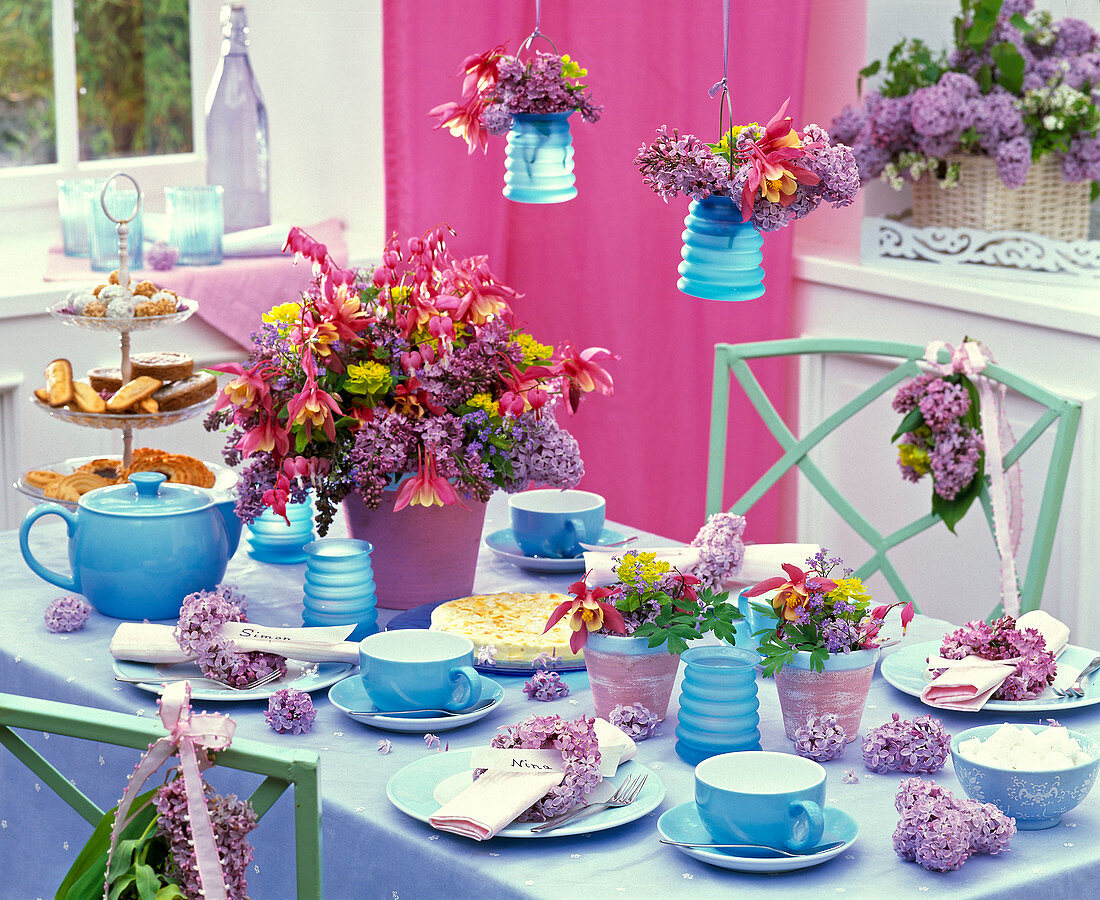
(262, 302, 302, 325)
(513, 332, 553, 365)
(898, 442, 931, 476)
(615, 551, 671, 586)
(561, 54, 587, 81)
(345, 361, 392, 396)
(828, 577, 872, 608)
(466, 392, 497, 415)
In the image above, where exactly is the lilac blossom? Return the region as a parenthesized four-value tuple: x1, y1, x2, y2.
(265, 688, 317, 734)
(928, 422, 984, 501)
(689, 512, 747, 591)
(609, 703, 660, 741)
(793, 714, 848, 761)
(44, 595, 91, 633)
(489, 52, 602, 122)
(940, 615, 1057, 700)
(863, 713, 951, 773)
(523, 669, 570, 702)
(635, 126, 733, 202)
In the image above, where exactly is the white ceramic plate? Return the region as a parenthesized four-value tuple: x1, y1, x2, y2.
(656, 802, 857, 872)
(113, 658, 354, 702)
(881, 641, 1100, 712)
(328, 674, 504, 732)
(387, 749, 665, 838)
(483, 527, 627, 573)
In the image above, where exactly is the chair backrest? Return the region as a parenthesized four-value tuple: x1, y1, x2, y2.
(0, 691, 322, 899)
(706, 337, 1081, 617)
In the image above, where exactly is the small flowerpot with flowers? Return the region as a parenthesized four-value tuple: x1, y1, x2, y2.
(745, 549, 914, 742)
(635, 100, 859, 300)
(830, 0, 1099, 241)
(207, 226, 615, 609)
(545, 551, 741, 721)
(431, 43, 602, 203)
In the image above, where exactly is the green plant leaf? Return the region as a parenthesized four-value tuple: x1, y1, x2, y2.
(991, 41, 1024, 94)
(932, 465, 982, 533)
(977, 63, 993, 93)
(1009, 12, 1032, 33)
(891, 406, 925, 442)
(968, 0, 1002, 49)
(156, 887, 186, 900)
(134, 863, 161, 900)
(57, 790, 158, 900)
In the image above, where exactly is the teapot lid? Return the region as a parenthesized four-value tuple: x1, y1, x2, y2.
(80, 471, 213, 516)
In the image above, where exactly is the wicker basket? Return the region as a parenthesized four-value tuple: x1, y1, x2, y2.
(911, 153, 1091, 241)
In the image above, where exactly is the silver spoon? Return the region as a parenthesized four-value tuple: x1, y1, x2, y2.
(347, 697, 497, 717)
(658, 838, 847, 857)
(578, 535, 639, 552)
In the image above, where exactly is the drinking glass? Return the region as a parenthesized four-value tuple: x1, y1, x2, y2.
(165, 185, 224, 265)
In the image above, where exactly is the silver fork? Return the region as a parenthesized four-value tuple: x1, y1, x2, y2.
(529, 774, 647, 834)
(114, 669, 285, 691)
(1053, 655, 1100, 698)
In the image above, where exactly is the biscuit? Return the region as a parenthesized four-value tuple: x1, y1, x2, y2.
(83, 299, 107, 317)
(44, 472, 110, 502)
(45, 359, 74, 407)
(106, 376, 162, 412)
(151, 372, 216, 411)
(133, 280, 158, 297)
(24, 470, 63, 489)
(136, 397, 159, 414)
(75, 458, 125, 481)
(131, 352, 193, 383)
(34, 387, 48, 403)
(70, 381, 107, 414)
(128, 452, 215, 488)
(88, 367, 123, 393)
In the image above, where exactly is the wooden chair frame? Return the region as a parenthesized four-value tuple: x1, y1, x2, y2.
(707, 338, 1081, 616)
(0, 692, 322, 898)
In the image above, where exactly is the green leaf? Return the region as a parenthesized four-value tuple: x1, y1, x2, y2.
(991, 41, 1024, 94)
(932, 461, 983, 533)
(57, 790, 158, 900)
(1091, 181, 1099, 204)
(977, 64, 993, 93)
(1009, 12, 1032, 33)
(156, 888, 186, 900)
(666, 635, 688, 656)
(968, 0, 1001, 49)
(134, 863, 161, 900)
(891, 406, 925, 442)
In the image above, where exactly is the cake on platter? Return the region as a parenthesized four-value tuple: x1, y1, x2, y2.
(429, 592, 583, 666)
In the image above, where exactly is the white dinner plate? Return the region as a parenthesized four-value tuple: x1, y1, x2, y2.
(113, 658, 354, 701)
(328, 674, 504, 732)
(880, 641, 1100, 712)
(387, 749, 664, 838)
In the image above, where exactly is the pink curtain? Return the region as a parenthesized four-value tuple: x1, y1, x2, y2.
(384, 1, 813, 543)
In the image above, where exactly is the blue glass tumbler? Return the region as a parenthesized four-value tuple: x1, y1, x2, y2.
(89, 181, 144, 272)
(57, 178, 97, 257)
(503, 112, 577, 204)
(166, 185, 224, 265)
(677, 195, 764, 301)
(675, 645, 762, 765)
(246, 494, 315, 564)
(301, 538, 378, 641)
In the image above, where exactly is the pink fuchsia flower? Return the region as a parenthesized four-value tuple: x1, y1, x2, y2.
(236, 411, 291, 459)
(286, 355, 342, 442)
(738, 98, 821, 222)
(744, 562, 837, 623)
(544, 578, 627, 653)
(209, 361, 273, 414)
(558, 342, 617, 414)
(393, 448, 461, 511)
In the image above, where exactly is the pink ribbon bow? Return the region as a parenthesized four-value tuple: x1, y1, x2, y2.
(924, 340, 1024, 616)
(106, 681, 236, 900)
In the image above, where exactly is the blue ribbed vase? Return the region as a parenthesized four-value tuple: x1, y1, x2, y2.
(503, 112, 577, 204)
(677, 195, 765, 301)
(301, 538, 378, 641)
(675, 645, 762, 765)
(246, 494, 316, 564)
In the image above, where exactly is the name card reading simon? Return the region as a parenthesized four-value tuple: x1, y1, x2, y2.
(468, 748, 567, 774)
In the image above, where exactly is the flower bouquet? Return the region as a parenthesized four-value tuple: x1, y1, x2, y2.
(206, 226, 615, 534)
(430, 45, 602, 153)
(745, 549, 914, 675)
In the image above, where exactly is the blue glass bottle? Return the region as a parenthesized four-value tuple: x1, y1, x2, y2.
(503, 112, 577, 204)
(675, 645, 761, 765)
(246, 493, 315, 564)
(677, 195, 765, 301)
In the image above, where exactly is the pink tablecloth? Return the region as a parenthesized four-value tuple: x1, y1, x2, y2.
(44, 219, 348, 349)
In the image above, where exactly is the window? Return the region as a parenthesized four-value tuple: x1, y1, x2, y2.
(0, 0, 206, 210)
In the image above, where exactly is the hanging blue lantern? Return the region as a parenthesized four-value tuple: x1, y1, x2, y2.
(503, 112, 577, 204)
(677, 195, 765, 301)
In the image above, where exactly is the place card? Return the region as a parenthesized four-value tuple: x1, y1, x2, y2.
(468, 748, 567, 774)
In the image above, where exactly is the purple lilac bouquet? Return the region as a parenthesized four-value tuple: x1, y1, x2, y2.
(938, 615, 1056, 700)
(174, 586, 288, 688)
(863, 713, 952, 773)
(689, 512, 747, 592)
(830, 0, 1100, 191)
(430, 46, 601, 153)
(793, 713, 849, 761)
(635, 101, 860, 232)
(893, 777, 1015, 871)
(44, 594, 91, 633)
(486, 714, 602, 821)
(265, 688, 317, 734)
(892, 366, 984, 533)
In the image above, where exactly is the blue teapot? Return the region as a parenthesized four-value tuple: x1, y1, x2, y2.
(19, 472, 243, 620)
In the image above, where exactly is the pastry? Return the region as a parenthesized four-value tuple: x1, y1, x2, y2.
(75, 458, 126, 481)
(128, 450, 215, 488)
(151, 372, 216, 411)
(45, 359, 74, 407)
(429, 592, 583, 665)
(133, 280, 158, 297)
(83, 299, 107, 317)
(70, 381, 107, 414)
(33, 387, 48, 403)
(106, 376, 162, 412)
(130, 352, 194, 383)
(44, 472, 111, 502)
(136, 397, 159, 414)
(88, 367, 123, 393)
(24, 470, 63, 489)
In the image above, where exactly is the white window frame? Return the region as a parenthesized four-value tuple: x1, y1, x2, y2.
(0, 0, 214, 212)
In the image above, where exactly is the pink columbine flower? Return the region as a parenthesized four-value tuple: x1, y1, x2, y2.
(393, 449, 461, 511)
(209, 361, 273, 414)
(543, 577, 627, 654)
(286, 355, 342, 442)
(558, 342, 617, 414)
(428, 98, 489, 154)
(738, 98, 821, 222)
(237, 412, 291, 459)
(744, 563, 837, 624)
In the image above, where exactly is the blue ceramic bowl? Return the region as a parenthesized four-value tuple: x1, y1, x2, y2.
(951, 723, 1100, 829)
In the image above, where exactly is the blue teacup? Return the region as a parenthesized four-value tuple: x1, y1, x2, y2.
(695, 751, 826, 851)
(358, 630, 482, 713)
(508, 489, 605, 559)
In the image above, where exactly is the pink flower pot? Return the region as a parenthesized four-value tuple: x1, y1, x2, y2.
(341, 490, 488, 610)
(583, 633, 681, 721)
(773, 649, 878, 743)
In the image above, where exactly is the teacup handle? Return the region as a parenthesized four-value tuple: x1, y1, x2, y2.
(19, 504, 80, 593)
(444, 665, 483, 712)
(549, 517, 587, 556)
(784, 799, 825, 851)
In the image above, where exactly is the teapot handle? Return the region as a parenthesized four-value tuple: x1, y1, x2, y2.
(19, 504, 80, 593)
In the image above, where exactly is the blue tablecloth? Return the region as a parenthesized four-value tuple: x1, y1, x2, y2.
(3, 495, 1099, 898)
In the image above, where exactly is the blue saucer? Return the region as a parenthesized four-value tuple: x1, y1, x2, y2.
(483, 527, 627, 573)
(328, 673, 504, 732)
(657, 802, 858, 872)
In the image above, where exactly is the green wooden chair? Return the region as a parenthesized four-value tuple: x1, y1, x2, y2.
(706, 337, 1081, 617)
(0, 691, 322, 898)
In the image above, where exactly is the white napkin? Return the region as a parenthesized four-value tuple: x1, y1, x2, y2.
(921, 655, 1022, 711)
(109, 622, 360, 664)
(143, 216, 291, 257)
(1016, 610, 1070, 657)
(428, 720, 638, 841)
